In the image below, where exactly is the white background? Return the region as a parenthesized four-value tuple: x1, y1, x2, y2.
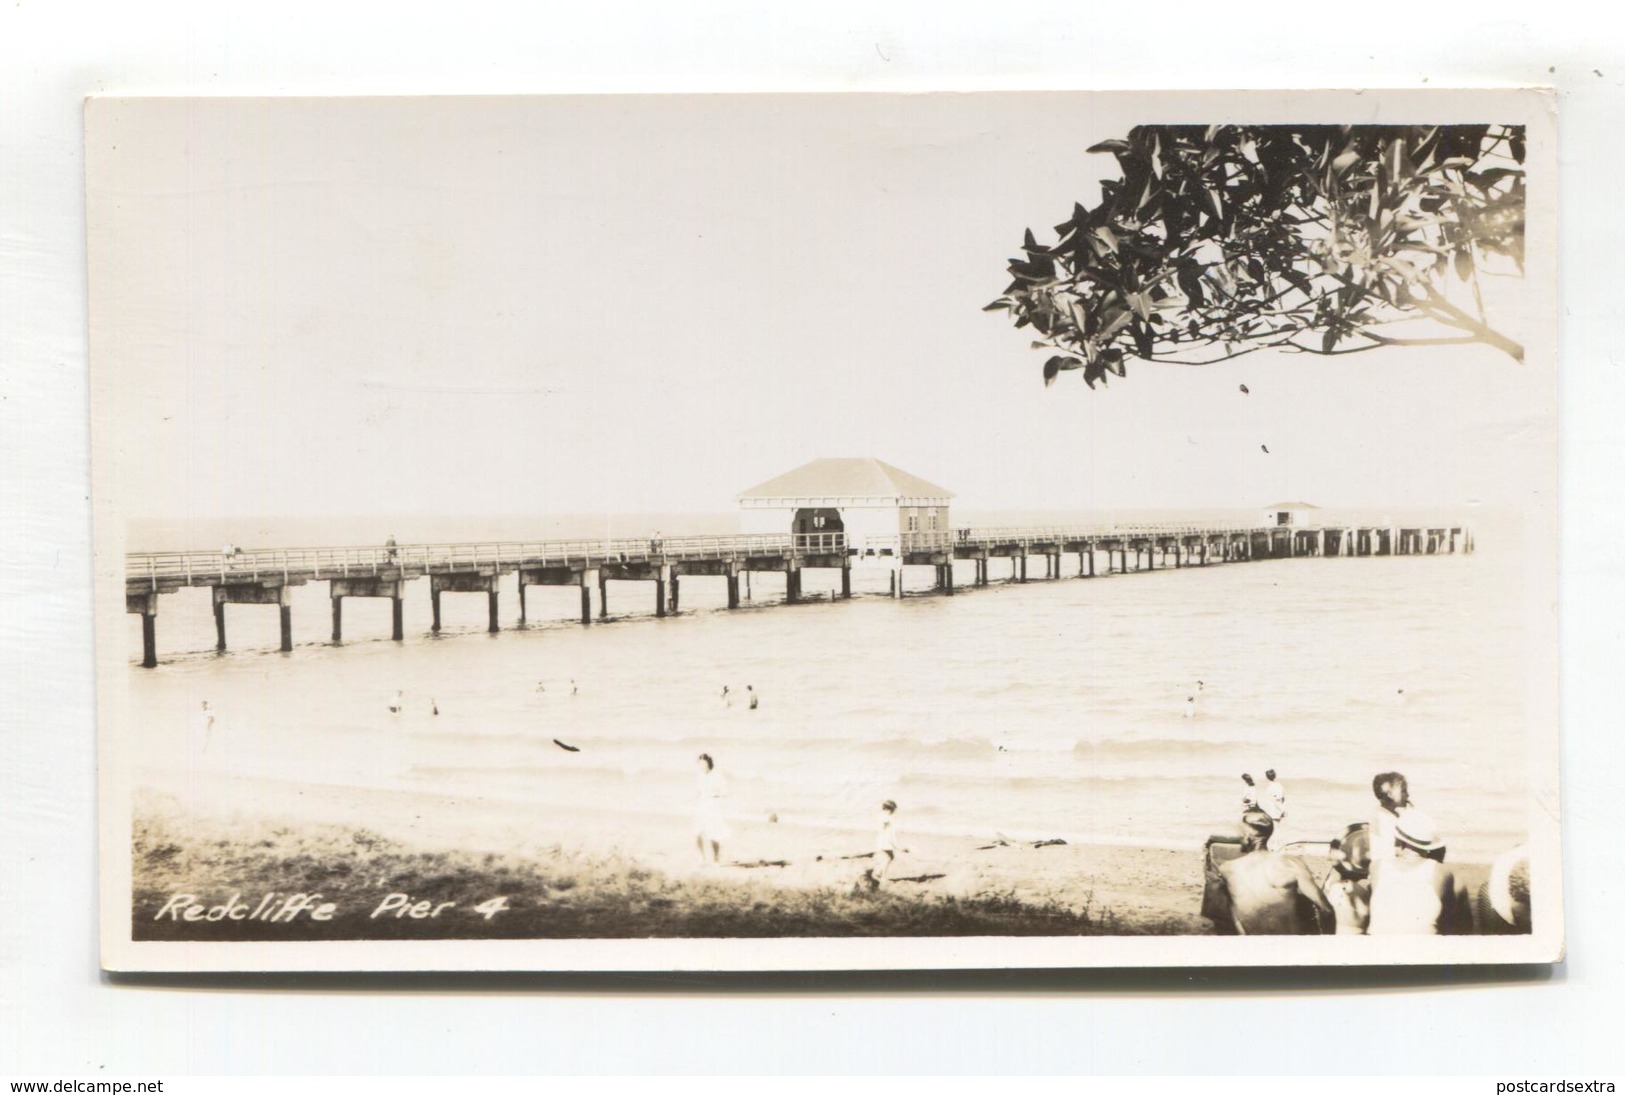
(4, 0, 1623, 1076)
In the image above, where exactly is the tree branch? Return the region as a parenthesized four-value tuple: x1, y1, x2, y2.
(1416, 286, 1524, 362)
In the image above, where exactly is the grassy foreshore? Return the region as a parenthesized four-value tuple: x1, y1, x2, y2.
(132, 810, 1131, 941)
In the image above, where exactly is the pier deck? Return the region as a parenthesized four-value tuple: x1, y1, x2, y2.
(124, 523, 1471, 665)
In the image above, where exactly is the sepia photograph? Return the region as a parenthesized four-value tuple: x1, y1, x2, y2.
(88, 90, 1559, 971)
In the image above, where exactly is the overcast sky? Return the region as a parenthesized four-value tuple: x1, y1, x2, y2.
(87, 93, 1553, 521)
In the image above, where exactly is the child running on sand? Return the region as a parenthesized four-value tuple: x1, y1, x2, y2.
(875, 800, 900, 882)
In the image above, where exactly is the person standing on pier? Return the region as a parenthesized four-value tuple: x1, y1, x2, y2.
(694, 753, 729, 866)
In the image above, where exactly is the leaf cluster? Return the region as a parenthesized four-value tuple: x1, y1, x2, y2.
(984, 124, 1526, 388)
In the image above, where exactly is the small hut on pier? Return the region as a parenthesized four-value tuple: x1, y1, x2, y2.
(737, 458, 954, 554)
(1264, 501, 1320, 528)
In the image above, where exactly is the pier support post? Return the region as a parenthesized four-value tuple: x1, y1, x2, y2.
(943, 562, 955, 594)
(746, 572, 752, 600)
(727, 572, 740, 609)
(670, 573, 681, 613)
(840, 565, 851, 599)
(279, 606, 292, 652)
(332, 597, 343, 643)
(784, 566, 797, 604)
(128, 592, 159, 668)
(656, 574, 667, 617)
(1019, 555, 1028, 583)
(487, 589, 499, 633)
(431, 588, 442, 632)
(1087, 549, 1096, 577)
(518, 584, 527, 625)
(394, 596, 406, 641)
(214, 600, 227, 652)
(599, 574, 609, 619)
(580, 573, 593, 624)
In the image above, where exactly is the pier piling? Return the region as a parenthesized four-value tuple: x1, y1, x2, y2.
(126, 592, 159, 668)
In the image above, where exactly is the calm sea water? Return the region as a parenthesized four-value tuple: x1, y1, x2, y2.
(124, 510, 1528, 863)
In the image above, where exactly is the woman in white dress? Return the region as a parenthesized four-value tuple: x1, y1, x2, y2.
(694, 753, 730, 866)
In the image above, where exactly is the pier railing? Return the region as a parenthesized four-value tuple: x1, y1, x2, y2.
(126, 533, 859, 590)
(125, 522, 1436, 592)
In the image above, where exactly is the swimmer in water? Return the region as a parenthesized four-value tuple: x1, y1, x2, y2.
(389, 690, 403, 714)
(430, 697, 439, 716)
(570, 679, 578, 697)
(1184, 695, 1196, 719)
(721, 685, 732, 708)
(748, 685, 759, 711)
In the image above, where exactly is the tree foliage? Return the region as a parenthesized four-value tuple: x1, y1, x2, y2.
(984, 124, 1526, 389)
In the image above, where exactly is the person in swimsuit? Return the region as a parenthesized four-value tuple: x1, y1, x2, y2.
(189, 700, 216, 755)
(1217, 813, 1335, 935)
(1368, 771, 1411, 865)
(1260, 768, 1287, 851)
(1367, 810, 1458, 935)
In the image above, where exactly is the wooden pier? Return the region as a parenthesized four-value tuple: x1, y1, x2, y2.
(124, 523, 1472, 666)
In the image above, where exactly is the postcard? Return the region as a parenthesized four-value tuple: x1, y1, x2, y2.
(90, 89, 1560, 971)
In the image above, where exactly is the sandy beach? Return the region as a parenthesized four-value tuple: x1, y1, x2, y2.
(131, 772, 1492, 941)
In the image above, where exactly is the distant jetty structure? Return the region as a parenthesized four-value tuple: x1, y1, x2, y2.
(125, 459, 1472, 667)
